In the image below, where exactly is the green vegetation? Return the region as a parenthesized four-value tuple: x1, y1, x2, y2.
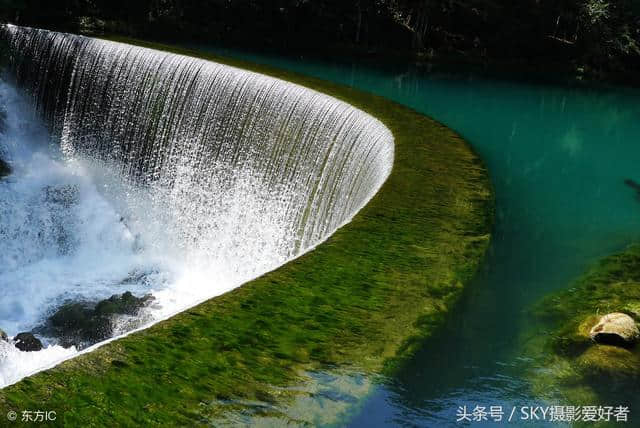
(526, 245, 640, 407)
(1, 1, 638, 82)
(0, 40, 493, 425)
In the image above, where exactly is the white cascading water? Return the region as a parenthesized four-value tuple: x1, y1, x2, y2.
(0, 25, 393, 388)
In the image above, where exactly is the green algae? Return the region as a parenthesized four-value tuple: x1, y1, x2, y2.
(526, 245, 640, 410)
(0, 38, 493, 425)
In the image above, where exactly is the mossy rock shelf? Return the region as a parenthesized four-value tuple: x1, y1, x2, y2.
(0, 38, 494, 425)
(527, 245, 640, 413)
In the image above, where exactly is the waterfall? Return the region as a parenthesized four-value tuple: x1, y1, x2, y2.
(0, 25, 393, 387)
(2, 25, 393, 254)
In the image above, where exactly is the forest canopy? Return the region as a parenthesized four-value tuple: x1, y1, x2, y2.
(1, 0, 639, 77)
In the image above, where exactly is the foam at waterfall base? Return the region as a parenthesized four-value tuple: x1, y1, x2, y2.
(0, 80, 301, 387)
(0, 25, 394, 388)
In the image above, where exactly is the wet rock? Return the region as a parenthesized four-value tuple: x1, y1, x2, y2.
(49, 302, 103, 336)
(590, 312, 639, 347)
(0, 328, 7, 341)
(0, 157, 10, 178)
(41, 291, 155, 348)
(94, 291, 154, 316)
(14, 332, 43, 352)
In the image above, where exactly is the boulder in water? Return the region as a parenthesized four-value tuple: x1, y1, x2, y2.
(43, 291, 155, 348)
(14, 332, 43, 352)
(590, 312, 639, 347)
(0, 328, 7, 341)
(94, 291, 154, 316)
(49, 302, 100, 333)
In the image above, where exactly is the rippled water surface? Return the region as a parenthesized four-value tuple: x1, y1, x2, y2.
(195, 47, 640, 426)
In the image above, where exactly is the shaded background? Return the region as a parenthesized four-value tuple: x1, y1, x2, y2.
(0, 0, 639, 82)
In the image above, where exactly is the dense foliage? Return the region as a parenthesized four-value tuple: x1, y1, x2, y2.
(1, 1, 639, 78)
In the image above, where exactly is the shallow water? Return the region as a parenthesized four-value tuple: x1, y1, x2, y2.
(194, 47, 640, 426)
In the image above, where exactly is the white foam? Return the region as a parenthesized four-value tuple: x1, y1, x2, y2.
(0, 340, 76, 387)
(0, 79, 296, 387)
(0, 25, 394, 389)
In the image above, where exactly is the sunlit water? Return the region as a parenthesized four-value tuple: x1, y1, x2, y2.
(194, 47, 640, 426)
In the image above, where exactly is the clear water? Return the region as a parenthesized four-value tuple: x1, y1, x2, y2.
(194, 47, 640, 426)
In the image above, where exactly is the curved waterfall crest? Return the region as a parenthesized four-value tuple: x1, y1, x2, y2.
(1, 25, 394, 255)
(0, 25, 392, 387)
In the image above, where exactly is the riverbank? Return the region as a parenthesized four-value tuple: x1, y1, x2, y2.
(0, 37, 493, 425)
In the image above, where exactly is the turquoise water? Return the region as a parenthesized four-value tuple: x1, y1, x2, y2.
(194, 47, 640, 426)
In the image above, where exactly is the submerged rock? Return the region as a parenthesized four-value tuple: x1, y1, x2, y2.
(527, 246, 640, 405)
(590, 312, 639, 347)
(42, 291, 155, 348)
(14, 332, 43, 352)
(577, 344, 640, 378)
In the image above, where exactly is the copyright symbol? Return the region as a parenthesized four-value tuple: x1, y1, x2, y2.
(6, 410, 17, 421)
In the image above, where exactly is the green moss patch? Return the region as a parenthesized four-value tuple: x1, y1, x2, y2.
(0, 39, 493, 425)
(527, 245, 640, 406)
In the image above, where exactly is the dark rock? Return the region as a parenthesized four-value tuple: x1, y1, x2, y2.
(41, 291, 155, 348)
(0, 328, 7, 341)
(0, 157, 10, 178)
(94, 291, 154, 316)
(14, 332, 43, 352)
(49, 302, 101, 332)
